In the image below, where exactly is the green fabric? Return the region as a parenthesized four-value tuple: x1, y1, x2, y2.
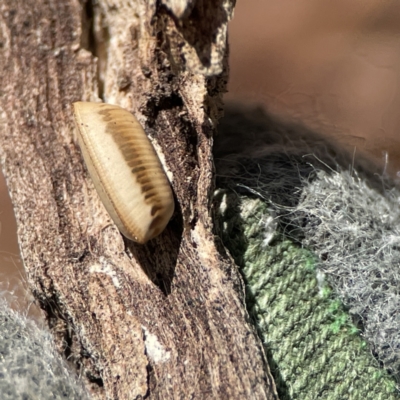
(215, 190, 398, 400)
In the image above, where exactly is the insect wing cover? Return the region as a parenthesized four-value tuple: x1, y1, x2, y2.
(73, 102, 174, 243)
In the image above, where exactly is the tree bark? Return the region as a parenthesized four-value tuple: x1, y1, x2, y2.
(0, 0, 278, 399)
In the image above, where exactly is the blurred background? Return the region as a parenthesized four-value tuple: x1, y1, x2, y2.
(227, 0, 400, 174)
(2, 0, 400, 311)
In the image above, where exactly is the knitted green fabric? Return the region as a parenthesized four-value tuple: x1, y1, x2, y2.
(215, 190, 398, 400)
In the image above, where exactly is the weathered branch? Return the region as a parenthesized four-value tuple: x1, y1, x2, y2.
(0, 0, 277, 398)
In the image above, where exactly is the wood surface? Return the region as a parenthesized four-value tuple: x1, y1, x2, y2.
(0, 0, 278, 398)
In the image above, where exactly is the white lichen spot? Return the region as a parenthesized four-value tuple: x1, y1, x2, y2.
(142, 326, 170, 363)
(90, 257, 120, 288)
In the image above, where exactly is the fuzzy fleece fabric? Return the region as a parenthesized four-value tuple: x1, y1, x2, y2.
(214, 105, 400, 399)
(0, 299, 89, 399)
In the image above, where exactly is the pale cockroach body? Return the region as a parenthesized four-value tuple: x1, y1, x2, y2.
(73, 102, 174, 244)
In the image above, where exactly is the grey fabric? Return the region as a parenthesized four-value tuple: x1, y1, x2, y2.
(216, 104, 400, 379)
(0, 302, 89, 400)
